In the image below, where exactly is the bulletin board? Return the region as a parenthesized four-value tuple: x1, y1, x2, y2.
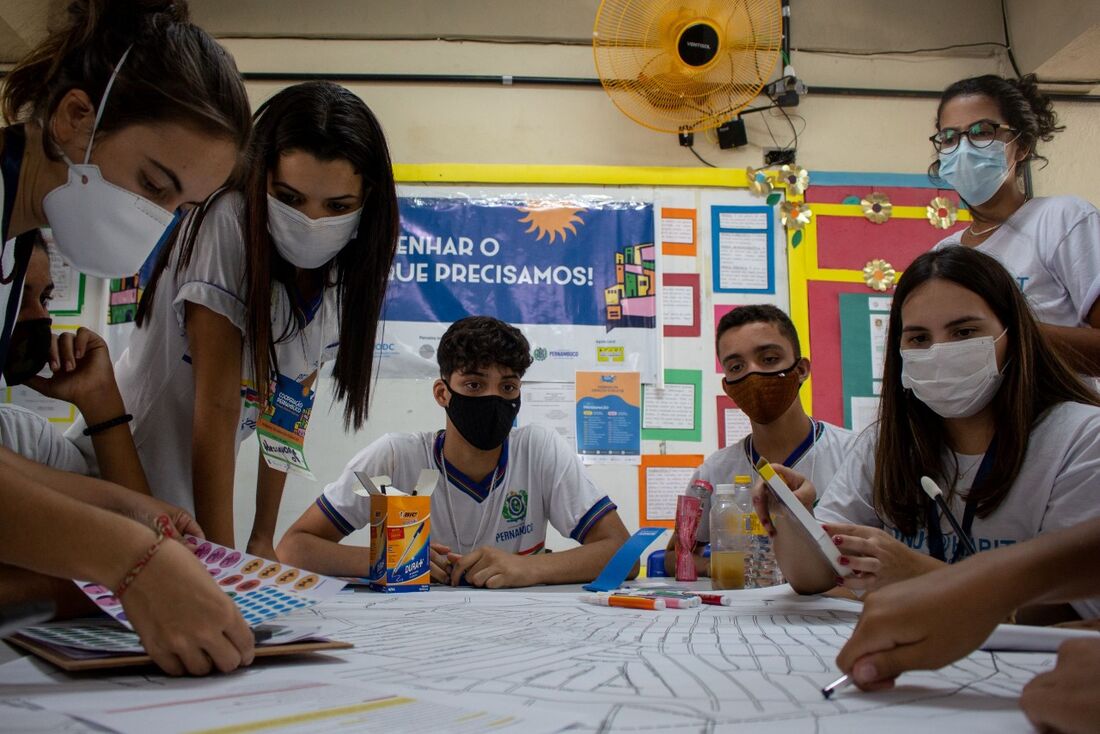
(786, 172, 972, 429)
(390, 163, 798, 536)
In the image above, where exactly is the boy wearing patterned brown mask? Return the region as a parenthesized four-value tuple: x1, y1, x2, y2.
(665, 305, 855, 577)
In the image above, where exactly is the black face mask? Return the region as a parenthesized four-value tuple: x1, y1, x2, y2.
(444, 381, 521, 451)
(3, 318, 52, 385)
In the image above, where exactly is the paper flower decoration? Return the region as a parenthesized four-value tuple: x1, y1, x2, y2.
(780, 201, 812, 230)
(861, 193, 892, 224)
(863, 259, 896, 292)
(747, 167, 773, 197)
(927, 196, 958, 229)
(778, 164, 810, 195)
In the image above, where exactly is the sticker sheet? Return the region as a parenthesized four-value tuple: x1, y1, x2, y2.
(75, 536, 345, 629)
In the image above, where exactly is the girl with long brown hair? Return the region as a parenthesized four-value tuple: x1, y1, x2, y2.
(761, 247, 1100, 622)
(75, 81, 399, 556)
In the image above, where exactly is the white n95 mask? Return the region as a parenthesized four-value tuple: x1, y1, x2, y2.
(266, 195, 360, 269)
(900, 331, 1006, 418)
(41, 46, 178, 278)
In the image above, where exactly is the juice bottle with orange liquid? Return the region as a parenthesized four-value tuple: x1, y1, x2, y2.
(709, 477, 753, 590)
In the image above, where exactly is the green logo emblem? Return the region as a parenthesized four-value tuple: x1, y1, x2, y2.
(502, 489, 528, 522)
(533, 347, 548, 362)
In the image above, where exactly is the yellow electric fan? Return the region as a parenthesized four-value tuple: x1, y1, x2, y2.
(593, 0, 783, 133)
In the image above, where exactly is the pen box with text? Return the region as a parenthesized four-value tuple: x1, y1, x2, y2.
(357, 470, 438, 593)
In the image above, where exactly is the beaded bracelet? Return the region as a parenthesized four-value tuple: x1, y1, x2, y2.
(115, 520, 171, 598)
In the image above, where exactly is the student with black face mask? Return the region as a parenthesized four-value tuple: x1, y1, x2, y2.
(1, 231, 150, 492)
(280, 316, 632, 588)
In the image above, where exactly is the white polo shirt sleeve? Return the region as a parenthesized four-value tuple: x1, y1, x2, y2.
(317, 433, 406, 536)
(171, 193, 248, 334)
(1042, 199, 1100, 324)
(0, 405, 89, 474)
(815, 426, 881, 528)
(529, 425, 617, 543)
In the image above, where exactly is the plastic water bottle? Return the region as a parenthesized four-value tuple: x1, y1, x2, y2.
(743, 474, 784, 588)
(709, 481, 752, 590)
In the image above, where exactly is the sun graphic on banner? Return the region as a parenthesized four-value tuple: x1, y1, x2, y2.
(516, 203, 586, 243)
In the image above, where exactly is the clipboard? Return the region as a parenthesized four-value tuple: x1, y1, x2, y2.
(6, 634, 353, 672)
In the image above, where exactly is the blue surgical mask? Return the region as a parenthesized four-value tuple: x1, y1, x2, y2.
(937, 138, 1013, 207)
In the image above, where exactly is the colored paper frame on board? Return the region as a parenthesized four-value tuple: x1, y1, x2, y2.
(716, 395, 752, 450)
(785, 177, 972, 421)
(638, 453, 705, 528)
(642, 368, 702, 442)
(662, 273, 700, 337)
(712, 303, 740, 373)
(710, 205, 775, 294)
(47, 274, 85, 316)
(838, 293, 890, 432)
(660, 207, 697, 257)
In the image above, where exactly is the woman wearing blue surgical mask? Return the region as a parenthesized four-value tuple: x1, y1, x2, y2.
(756, 247, 1100, 624)
(73, 82, 399, 557)
(930, 74, 1100, 376)
(0, 0, 258, 676)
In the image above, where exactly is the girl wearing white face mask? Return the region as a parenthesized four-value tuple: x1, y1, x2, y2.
(930, 74, 1100, 376)
(0, 0, 259, 677)
(756, 247, 1100, 623)
(71, 82, 399, 557)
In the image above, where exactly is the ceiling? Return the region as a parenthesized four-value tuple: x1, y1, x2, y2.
(0, 1, 1096, 88)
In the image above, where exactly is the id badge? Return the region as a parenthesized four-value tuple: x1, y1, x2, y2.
(257, 373, 316, 479)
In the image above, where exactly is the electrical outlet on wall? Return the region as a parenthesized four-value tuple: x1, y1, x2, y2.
(764, 148, 796, 166)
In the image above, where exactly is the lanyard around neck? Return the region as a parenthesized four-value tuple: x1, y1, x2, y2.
(926, 435, 997, 563)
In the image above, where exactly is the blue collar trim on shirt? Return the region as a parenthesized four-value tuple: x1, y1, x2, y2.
(745, 418, 822, 467)
(433, 430, 509, 503)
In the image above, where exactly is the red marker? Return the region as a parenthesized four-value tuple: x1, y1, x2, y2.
(691, 592, 732, 606)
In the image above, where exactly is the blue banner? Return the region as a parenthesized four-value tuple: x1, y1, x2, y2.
(378, 194, 660, 383)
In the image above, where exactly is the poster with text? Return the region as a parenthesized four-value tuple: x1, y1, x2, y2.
(378, 194, 658, 383)
(575, 371, 641, 465)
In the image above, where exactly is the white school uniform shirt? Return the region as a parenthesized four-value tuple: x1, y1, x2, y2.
(935, 196, 1100, 327)
(318, 424, 617, 555)
(817, 401, 1100, 618)
(67, 192, 340, 513)
(690, 420, 854, 544)
(0, 405, 88, 474)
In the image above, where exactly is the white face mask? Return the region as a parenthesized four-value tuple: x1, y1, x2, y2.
(266, 194, 360, 269)
(41, 46, 178, 278)
(900, 330, 1007, 419)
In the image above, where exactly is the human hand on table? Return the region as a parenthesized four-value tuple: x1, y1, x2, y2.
(447, 546, 533, 588)
(430, 542, 453, 583)
(835, 554, 1011, 691)
(122, 538, 254, 676)
(1020, 638, 1100, 734)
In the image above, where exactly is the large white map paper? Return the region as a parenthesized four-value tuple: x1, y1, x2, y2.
(0, 587, 1051, 733)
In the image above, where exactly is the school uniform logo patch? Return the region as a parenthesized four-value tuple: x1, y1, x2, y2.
(502, 489, 528, 522)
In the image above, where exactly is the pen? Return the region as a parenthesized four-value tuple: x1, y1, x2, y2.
(821, 673, 853, 699)
(579, 595, 666, 611)
(920, 476, 978, 556)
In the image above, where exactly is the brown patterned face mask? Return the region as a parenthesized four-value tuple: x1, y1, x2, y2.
(721, 362, 804, 425)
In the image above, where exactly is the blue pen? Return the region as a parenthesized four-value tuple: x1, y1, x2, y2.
(393, 520, 428, 569)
